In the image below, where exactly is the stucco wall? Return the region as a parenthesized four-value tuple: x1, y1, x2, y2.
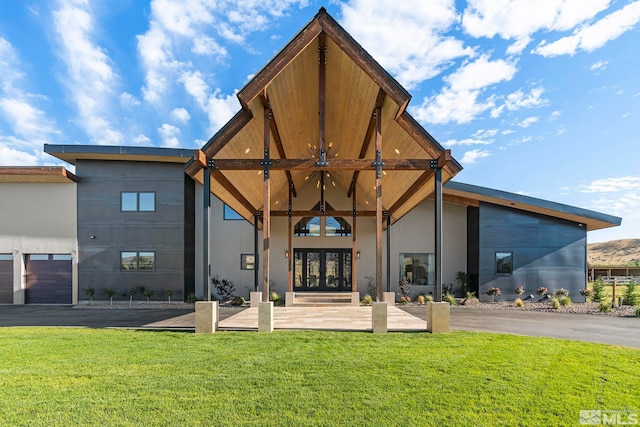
(0, 182, 78, 304)
(200, 178, 467, 300)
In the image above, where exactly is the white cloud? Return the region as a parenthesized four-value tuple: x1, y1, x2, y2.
(533, 1, 640, 57)
(171, 107, 191, 123)
(549, 110, 562, 119)
(461, 149, 491, 164)
(517, 116, 539, 127)
(491, 86, 548, 118)
(0, 37, 61, 150)
(340, 0, 475, 88)
(138, 0, 308, 103)
(590, 60, 609, 71)
(120, 92, 141, 108)
(414, 55, 517, 124)
(158, 123, 181, 148)
(133, 134, 151, 145)
(442, 137, 493, 147)
(0, 139, 40, 165)
(472, 128, 498, 138)
(501, 129, 515, 135)
(53, 1, 123, 145)
(582, 176, 640, 193)
(462, 0, 610, 54)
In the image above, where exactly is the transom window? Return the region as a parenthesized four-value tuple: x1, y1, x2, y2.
(121, 192, 155, 212)
(495, 252, 513, 275)
(294, 202, 351, 237)
(400, 253, 434, 286)
(224, 204, 244, 220)
(121, 251, 155, 271)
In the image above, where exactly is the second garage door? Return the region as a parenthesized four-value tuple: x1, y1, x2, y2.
(25, 254, 72, 304)
(0, 254, 13, 304)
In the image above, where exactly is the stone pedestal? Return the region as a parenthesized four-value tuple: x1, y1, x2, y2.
(372, 302, 388, 333)
(285, 292, 295, 307)
(351, 292, 360, 306)
(258, 301, 274, 333)
(250, 291, 261, 308)
(383, 292, 395, 307)
(426, 301, 450, 333)
(195, 301, 218, 333)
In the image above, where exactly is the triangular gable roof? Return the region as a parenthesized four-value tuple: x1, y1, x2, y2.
(186, 7, 462, 225)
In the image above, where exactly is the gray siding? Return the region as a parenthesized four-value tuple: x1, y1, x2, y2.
(76, 160, 187, 301)
(477, 202, 587, 301)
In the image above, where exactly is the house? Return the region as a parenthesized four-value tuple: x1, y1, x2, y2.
(0, 8, 621, 305)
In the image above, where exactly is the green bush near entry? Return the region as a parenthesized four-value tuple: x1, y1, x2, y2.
(592, 280, 605, 303)
(622, 282, 638, 306)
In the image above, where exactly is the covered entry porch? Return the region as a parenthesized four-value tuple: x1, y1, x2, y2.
(187, 8, 461, 332)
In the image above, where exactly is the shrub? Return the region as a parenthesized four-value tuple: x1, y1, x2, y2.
(554, 288, 569, 297)
(165, 289, 173, 304)
(536, 287, 548, 297)
(592, 280, 605, 303)
(463, 291, 479, 306)
(486, 287, 501, 302)
(129, 286, 139, 306)
(104, 288, 115, 305)
(558, 295, 572, 306)
(456, 271, 469, 296)
(212, 276, 235, 301)
(185, 293, 196, 304)
(361, 295, 373, 305)
(399, 276, 411, 298)
(598, 301, 612, 313)
(549, 297, 561, 309)
(84, 286, 95, 303)
(580, 288, 594, 300)
(270, 291, 282, 306)
(622, 282, 638, 306)
(416, 295, 425, 305)
(143, 289, 154, 302)
(444, 293, 457, 306)
(365, 276, 376, 300)
(230, 296, 245, 306)
(425, 295, 434, 302)
(398, 296, 411, 305)
(635, 306, 640, 317)
(514, 285, 525, 296)
(514, 298, 524, 308)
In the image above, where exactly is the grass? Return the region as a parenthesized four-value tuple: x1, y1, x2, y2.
(0, 328, 638, 426)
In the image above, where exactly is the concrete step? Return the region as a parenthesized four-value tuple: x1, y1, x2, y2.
(292, 292, 355, 306)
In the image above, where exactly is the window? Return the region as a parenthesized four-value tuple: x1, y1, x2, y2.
(224, 204, 243, 220)
(294, 216, 321, 236)
(121, 192, 155, 212)
(0, 254, 13, 260)
(400, 253, 434, 286)
(121, 251, 155, 271)
(52, 254, 72, 261)
(495, 252, 513, 275)
(325, 216, 351, 237)
(29, 254, 50, 261)
(241, 254, 256, 270)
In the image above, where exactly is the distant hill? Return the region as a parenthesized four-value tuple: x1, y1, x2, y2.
(588, 239, 640, 266)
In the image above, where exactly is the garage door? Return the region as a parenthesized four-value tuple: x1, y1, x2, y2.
(0, 254, 12, 304)
(25, 254, 72, 304)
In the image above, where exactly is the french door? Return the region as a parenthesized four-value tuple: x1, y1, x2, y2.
(293, 249, 352, 291)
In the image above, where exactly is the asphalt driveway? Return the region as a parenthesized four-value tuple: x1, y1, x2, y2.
(0, 305, 639, 348)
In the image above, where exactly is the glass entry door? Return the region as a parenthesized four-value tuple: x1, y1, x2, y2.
(294, 249, 352, 291)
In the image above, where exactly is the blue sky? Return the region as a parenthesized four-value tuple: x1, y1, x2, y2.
(0, 0, 639, 243)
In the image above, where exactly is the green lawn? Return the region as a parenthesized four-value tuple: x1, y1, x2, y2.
(0, 328, 638, 426)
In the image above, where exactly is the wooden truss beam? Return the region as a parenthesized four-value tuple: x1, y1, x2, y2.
(348, 88, 386, 198)
(260, 93, 296, 197)
(209, 169, 256, 216)
(270, 210, 376, 217)
(209, 158, 434, 171)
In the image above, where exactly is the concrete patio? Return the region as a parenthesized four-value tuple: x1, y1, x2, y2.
(216, 306, 426, 331)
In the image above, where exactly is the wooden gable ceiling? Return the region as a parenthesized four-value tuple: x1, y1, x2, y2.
(186, 8, 461, 225)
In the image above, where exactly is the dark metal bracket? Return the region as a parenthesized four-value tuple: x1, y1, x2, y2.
(261, 149, 272, 178)
(373, 149, 384, 178)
